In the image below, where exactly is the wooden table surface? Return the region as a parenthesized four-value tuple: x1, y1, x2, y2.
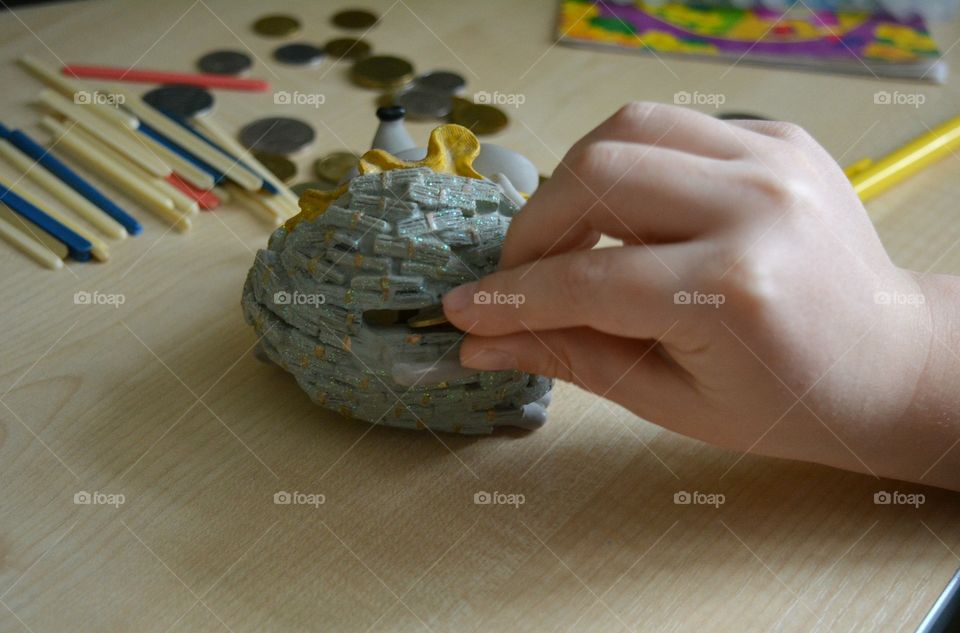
(1, 1, 958, 631)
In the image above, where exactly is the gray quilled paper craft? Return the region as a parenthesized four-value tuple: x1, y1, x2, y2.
(241, 121, 552, 434)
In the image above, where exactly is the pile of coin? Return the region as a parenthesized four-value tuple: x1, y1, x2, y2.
(237, 7, 513, 199)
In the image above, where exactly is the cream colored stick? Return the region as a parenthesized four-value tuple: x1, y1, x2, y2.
(194, 117, 299, 206)
(0, 204, 68, 259)
(229, 185, 283, 226)
(120, 95, 262, 191)
(133, 131, 216, 190)
(40, 90, 171, 178)
(67, 125, 199, 217)
(0, 141, 127, 239)
(0, 210, 63, 269)
(152, 178, 199, 216)
(0, 173, 109, 261)
(40, 117, 190, 233)
(18, 55, 138, 130)
(67, 124, 197, 215)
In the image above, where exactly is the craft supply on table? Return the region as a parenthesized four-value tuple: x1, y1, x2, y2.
(845, 113, 960, 202)
(18, 55, 138, 129)
(238, 117, 316, 155)
(0, 140, 127, 239)
(252, 14, 301, 37)
(142, 84, 215, 118)
(61, 64, 271, 91)
(0, 210, 63, 270)
(0, 123, 142, 237)
(324, 38, 372, 60)
(0, 204, 69, 261)
(40, 116, 191, 233)
(556, 0, 947, 81)
(272, 43, 325, 66)
(0, 177, 92, 260)
(196, 50, 252, 75)
(39, 89, 172, 178)
(331, 9, 379, 30)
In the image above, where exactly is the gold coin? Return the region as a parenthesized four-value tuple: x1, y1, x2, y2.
(252, 14, 301, 37)
(351, 55, 415, 90)
(363, 309, 400, 326)
(314, 151, 359, 183)
(253, 152, 297, 183)
(450, 97, 509, 135)
(325, 37, 372, 60)
(331, 9, 379, 30)
(291, 180, 337, 196)
(407, 305, 450, 329)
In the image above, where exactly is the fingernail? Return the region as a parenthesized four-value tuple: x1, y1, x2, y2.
(462, 347, 517, 371)
(443, 282, 477, 314)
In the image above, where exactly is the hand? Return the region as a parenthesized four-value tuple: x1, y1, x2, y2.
(443, 102, 959, 490)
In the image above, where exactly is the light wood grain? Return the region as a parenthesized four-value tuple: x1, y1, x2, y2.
(0, 1, 958, 632)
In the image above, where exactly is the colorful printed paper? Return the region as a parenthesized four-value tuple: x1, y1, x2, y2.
(557, 1, 944, 79)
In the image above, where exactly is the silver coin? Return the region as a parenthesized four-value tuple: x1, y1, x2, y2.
(394, 87, 452, 121)
(239, 117, 316, 155)
(197, 50, 252, 75)
(142, 84, 214, 118)
(415, 70, 466, 95)
(273, 43, 324, 66)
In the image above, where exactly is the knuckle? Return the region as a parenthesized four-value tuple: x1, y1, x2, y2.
(764, 121, 814, 147)
(610, 101, 660, 128)
(740, 168, 812, 212)
(713, 251, 775, 318)
(564, 140, 621, 181)
(558, 255, 607, 310)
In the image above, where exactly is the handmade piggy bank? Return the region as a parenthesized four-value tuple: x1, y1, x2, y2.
(241, 124, 551, 434)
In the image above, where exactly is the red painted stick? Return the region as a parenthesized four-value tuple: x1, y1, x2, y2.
(165, 174, 220, 210)
(62, 64, 270, 92)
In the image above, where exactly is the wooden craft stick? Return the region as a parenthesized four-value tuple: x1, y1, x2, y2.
(165, 174, 219, 210)
(39, 90, 171, 178)
(120, 95, 262, 191)
(40, 116, 190, 233)
(229, 185, 283, 226)
(70, 126, 199, 217)
(134, 128, 216, 191)
(0, 211, 63, 269)
(0, 204, 68, 259)
(0, 174, 109, 261)
(0, 124, 141, 235)
(152, 177, 199, 216)
(18, 55, 138, 129)
(194, 117, 300, 207)
(212, 186, 232, 203)
(0, 141, 126, 239)
(63, 64, 270, 92)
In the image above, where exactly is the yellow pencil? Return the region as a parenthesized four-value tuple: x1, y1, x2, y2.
(846, 114, 960, 202)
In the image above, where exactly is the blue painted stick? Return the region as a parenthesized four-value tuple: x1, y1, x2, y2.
(136, 122, 227, 184)
(160, 112, 280, 194)
(0, 183, 92, 260)
(0, 124, 142, 236)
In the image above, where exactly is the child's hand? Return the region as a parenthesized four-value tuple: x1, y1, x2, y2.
(443, 102, 960, 490)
